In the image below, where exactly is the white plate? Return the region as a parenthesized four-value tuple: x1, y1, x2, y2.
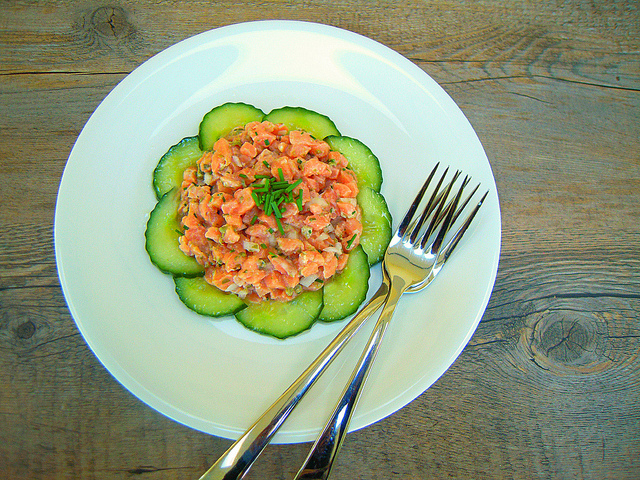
(54, 20, 501, 443)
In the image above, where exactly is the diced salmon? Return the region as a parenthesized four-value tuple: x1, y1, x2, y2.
(222, 226, 240, 244)
(321, 251, 338, 279)
(178, 120, 364, 301)
(270, 255, 297, 277)
(271, 156, 298, 182)
(303, 158, 333, 177)
(236, 255, 267, 284)
(196, 152, 214, 173)
(207, 268, 235, 291)
(336, 253, 349, 271)
(223, 214, 243, 228)
(336, 201, 357, 218)
(298, 250, 324, 277)
(305, 214, 331, 231)
(245, 223, 270, 239)
(240, 141, 258, 158)
(213, 137, 232, 160)
(220, 187, 256, 216)
(205, 226, 222, 243)
(328, 151, 348, 168)
(277, 237, 304, 254)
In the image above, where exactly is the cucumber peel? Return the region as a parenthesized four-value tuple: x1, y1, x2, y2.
(235, 290, 324, 339)
(145, 188, 205, 277)
(264, 106, 340, 140)
(199, 102, 265, 151)
(358, 187, 393, 265)
(319, 246, 370, 322)
(325, 135, 383, 193)
(153, 136, 203, 199)
(174, 276, 246, 317)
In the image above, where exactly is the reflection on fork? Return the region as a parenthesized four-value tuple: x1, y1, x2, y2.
(199, 163, 488, 480)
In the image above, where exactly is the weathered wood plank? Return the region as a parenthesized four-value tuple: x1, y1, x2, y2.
(1, 0, 639, 479)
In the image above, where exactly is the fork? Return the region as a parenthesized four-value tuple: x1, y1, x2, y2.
(199, 163, 487, 480)
(292, 165, 487, 479)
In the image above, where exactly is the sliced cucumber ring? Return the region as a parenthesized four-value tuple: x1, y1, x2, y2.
(145, 188, 204, 277)
(153, 136, 203, 199)
(264, 106, 340, 140)
(174, 276, 246, 317)
(235, 290, 323, 339)
(358, 186, 393, 265)
(325, 135, 383, 193)
(319, 246, 370, 322)
(199, 102, 265, 151)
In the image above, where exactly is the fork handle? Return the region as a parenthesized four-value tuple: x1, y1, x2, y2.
(199, 282, 389, 480)
(293, 276, 407, 480)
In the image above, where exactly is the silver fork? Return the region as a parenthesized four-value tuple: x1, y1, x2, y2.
(291, 164, 486, 479)
(199, 163, 487, 480)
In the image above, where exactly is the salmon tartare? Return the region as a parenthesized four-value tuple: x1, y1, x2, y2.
(177, 120, 363, 303)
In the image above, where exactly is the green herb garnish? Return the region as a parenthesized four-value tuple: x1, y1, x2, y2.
(250, 174, 305, 223)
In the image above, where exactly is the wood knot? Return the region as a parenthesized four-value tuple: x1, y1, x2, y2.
(16, 320, 36, 340)
(74, 5, 137, 52)
(89, 6, 133, 40)
(523, 309, 611, 375)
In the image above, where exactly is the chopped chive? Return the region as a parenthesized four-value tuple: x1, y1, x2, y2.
(251, 214, 258, 225)
(278, 168, 285, 182)
(238, 173, 248, 179)
(251, 191, 260, 204)
(296, 191, 303, 211)
(275, 216, 284, 234)
(264, 193, 272, 215)
(347, 234, 357, 248)
(272, 201, 282, 218)
(263, 160, 270, 168)
(255, 174, 271, 179)
(285, 178, 302, 193)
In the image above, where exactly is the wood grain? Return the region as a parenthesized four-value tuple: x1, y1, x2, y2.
(1, 0, 639, 479)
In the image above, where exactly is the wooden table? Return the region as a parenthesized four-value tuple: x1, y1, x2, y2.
(2, 1, 638, 478)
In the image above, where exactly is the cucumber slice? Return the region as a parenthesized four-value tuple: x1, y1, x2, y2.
(264, 106, 340, 140)
(319, 246, 370, 322)
(174, 276, 246, 317)
(199, 102, 265, 151)
(145, 188, 204, 277)
(324, 136, 383, 193)
(358, 187, 393, 265)
(153, 136, 203, 199)
(235, 290, 323, 339)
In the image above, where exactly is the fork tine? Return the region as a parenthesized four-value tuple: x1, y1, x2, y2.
(452, 182, 480, 224)
(408, 169, 460, 244)
(433, 175, 473, 228)
(437, 190, 488, 261)
(416, 170, 462, 245)
(396, 162, 440, 238)
(424, 175, 466, 252)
